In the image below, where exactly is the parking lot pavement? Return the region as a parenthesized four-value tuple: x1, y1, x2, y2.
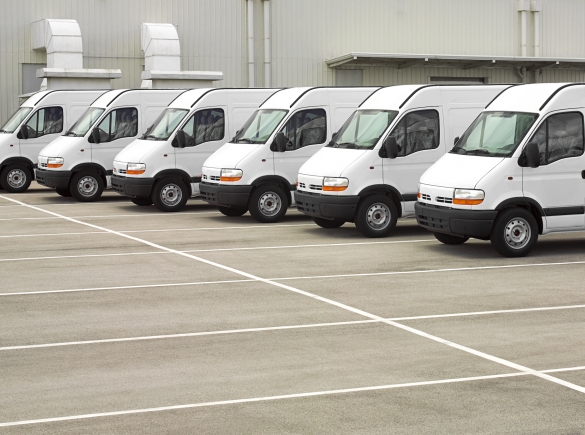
(1, 184, 584, 433)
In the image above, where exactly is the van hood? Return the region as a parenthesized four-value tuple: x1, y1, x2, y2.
(38, 136, 80, 158)
(203, 143, 261, 169)
(299, 147, 367, 177)
(420, 153, 505, 189)
(114, 139, 163, 163)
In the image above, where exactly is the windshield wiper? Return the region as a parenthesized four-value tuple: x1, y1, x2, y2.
(465, 148, 493, 156)
(141, 134, 160, 141)
(0, 129, 7, 133)
(236, 138, 253, 143)
(450, 146, 467, 155)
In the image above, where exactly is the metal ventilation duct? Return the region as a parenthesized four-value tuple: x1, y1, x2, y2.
(141, 23, 181, 72)
(32, 19, 83, 69)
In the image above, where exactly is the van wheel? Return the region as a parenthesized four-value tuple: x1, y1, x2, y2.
(55, 188, 72, 197)
(0, 164, 32, 193)
(152, 177, 188, 212)
(218, 206, 247, 217)
(70, 170, 104, 202)
(433, 232, 469, 245)
(490, 208, 538, 257)
(354, 195, 398, 238)
(131, 197, 153, 206)
(249, 184, 288, 223)
(313, 217, 344, 229)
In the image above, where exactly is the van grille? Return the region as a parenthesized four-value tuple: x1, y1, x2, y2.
(420, 193, 431, 201)
(40, 163, 47, 168)
(309, 184, 322, 191)
(435, 196, 453, 204)
(298, 182, 306, 189)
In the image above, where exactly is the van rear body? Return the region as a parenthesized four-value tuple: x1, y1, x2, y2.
(416, 83, 585, 256)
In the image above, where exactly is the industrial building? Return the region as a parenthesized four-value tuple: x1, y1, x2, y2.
(2, 0, 585, 124)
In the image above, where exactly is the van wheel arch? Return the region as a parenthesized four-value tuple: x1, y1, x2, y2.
(153, 169, 193, 196)
(251, 176, 292, 205)
(357, 185, 403, 219)
(71, 163, 108, 185)
(0, 157, 35, 174)
(495, 198, 544, 235)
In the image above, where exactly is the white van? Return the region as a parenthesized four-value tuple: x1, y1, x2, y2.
(294, 85, 511, 237)
(416, 82, 585, 257)
(36, 89, 183, 201)
(199, 86, 379, 222)
(0, 90, 106, 192)
(111, 88, 278, 211)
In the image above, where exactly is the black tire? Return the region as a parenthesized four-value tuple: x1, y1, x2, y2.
(0, 164, 32, 193)
(433, 232, 469, 245)
(152, 177, 189, 212)
(69, 170, 104, 202)
(313, 217, 344, 229)
(354, 195, 398, 238)
(248, 184, 288, 223)
(490, 207, 538, 257)
(131, 197, 153, 206)
(55, 188, 72, 197)
(218, 206, 247, 217)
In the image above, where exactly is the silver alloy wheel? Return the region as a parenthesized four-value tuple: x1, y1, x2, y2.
(366, 202, 391, 230)
(504, 217, 531, 249)
(160, 183, 182, 207)
(7, 168, 26, 189)
(77, 175, 99, 197)
(258, 191, 281, 216)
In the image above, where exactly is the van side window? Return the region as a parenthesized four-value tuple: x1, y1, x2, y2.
(389, 110, 440, 157)
(23, 106, 63, 138)
(95, 108, 138, 142)
(530, 112, 584, 165)
(180, 108, 225, 146)
(279, 109, 326, 151)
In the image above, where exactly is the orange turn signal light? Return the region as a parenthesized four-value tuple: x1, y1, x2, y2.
(47, 163, 63, 168)
(453, 198, 483, 205)
(322, 185, 347, 192)
(220, 176, 242, 182)
(127, 169, 146, 175)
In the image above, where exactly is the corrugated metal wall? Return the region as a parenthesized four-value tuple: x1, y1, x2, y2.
(1, 0, 585, 124)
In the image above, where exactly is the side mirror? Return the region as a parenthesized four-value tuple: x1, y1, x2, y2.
(175, 130, 186, 148)
(521, 142, 540, 168)
(454, 136, 460, 146)
(274, 132, 286, 153)
(384, 136, 398, 159)
(91, 127, 101, 144)
(19, 124, 29, 140)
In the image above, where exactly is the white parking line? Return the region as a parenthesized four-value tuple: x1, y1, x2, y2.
(0, 211, 221, 221)
(3, 194, 585, 399)
(0, 223, 315, 238)
(0, 239, 434, 263)
(1, 365, 584, 427)
(3, 303, 585, 351)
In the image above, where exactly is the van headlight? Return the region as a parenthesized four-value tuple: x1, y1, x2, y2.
(323, 177, 349, 192)
(220, 168, 243, 182)
(47, 157, 64, 169)
(453, 188, 484, 205)
(127, 163, 146, 175)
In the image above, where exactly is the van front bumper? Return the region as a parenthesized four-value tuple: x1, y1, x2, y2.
(35, 168, 72, 189)
(415, 202, 498, 239)
(294, 191, 360, 221)
(199, 182, 253, 208)
(111, 175, 155, 198)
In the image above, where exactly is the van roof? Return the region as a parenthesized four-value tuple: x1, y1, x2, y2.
(261, 87, 380, 110)
(487, 83, 585, 113)
(360, 84, 513, 111)
(167, 88, 279, 109)
(21, 90, 106, 107)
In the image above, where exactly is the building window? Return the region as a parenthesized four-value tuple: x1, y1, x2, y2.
(336, 70, 363, 86)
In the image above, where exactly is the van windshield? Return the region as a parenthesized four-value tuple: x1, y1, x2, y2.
(0, 107, 33, 133)
(450, 111, 538, 157)
(327, 110, 398, 149)
(65, 108, 105, 137)
(141, 108, 189, 141)
(233, 109, 288, 144)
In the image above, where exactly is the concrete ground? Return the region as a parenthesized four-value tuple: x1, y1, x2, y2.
(1, 183, 584, 434)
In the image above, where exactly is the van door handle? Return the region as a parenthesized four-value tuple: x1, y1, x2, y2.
(582, 170, 585, 179)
